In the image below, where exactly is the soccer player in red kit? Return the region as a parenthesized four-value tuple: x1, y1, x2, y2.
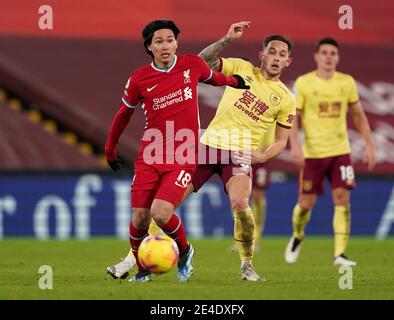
(105, 20, 249, 282)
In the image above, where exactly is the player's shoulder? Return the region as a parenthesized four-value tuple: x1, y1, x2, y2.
(131, 63, 153, 78)
(276, 81, 296, 102)
(177, 54, 202, 65)
(177, 54, 211, 71)
(276, 80, 293, 95)
(295, 71, 316, 84)
(225, 57, 254, 69)
(335, 71, 356, 83)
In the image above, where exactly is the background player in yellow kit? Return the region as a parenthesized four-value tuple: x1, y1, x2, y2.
(250, 123, 275, 251)
(284, 37, 376, 267)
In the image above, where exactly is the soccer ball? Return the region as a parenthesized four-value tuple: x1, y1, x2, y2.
(138, 234, 179, 274)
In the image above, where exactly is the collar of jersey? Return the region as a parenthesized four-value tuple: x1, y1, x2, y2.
(255, 68, 279, 83)
(151, 55, 177, 73)
(314, 71, 337, 81)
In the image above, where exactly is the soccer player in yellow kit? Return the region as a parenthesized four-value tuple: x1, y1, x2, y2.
(187, 22, 296, 281)
(229, 122, 275, 253)
(284, 37, 376, 267)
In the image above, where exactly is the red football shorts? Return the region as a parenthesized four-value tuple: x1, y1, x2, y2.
(131, 156, 195, 208)
(299, 154, 356, 195)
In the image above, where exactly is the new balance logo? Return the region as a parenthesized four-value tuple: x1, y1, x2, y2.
(147, 84, 158, 92)
(184, 87, 192, 100)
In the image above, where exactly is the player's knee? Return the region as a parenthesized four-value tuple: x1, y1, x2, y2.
(333, 192, 349, 206)
(131, 208, 151, 229)
(151, 203, 173, 225)
(230, 196, 249, 212)
(251, 189, 263, 201)
(298, 198, 314, 212)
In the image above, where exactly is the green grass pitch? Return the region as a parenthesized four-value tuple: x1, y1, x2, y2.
(1, 237, 393, 300)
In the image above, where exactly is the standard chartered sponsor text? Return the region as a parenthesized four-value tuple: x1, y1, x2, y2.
(153, 89, 183, 110)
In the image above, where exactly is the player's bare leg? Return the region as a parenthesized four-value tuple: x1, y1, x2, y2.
(177, 183, 195, 207)
(229, 187, 266, 253)
(227, 175, 263, 281)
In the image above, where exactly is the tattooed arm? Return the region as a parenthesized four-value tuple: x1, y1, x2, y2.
(198, 21, 251, 70)
(198, 36, 232, 70)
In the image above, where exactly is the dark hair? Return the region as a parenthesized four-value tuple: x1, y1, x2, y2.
(263, 34, 293, 53)
(142, 20, 180, 58)
(315, 37, 339, 52)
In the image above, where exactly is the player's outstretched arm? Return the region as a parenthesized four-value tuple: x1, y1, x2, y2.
(104, 104, 135, 172)
(198, 55, 249, 89)
(254, 125, 291, 163)
(349, 101, 376, 171)
(234, 125, 290, 165)
(205, 71, 250, 89)
(198, 21, 251, 70)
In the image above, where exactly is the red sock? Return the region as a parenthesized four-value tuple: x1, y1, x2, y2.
(129, 222, 149, 271)
(158, 214, 189, 255)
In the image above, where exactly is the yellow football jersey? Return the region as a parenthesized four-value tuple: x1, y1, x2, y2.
(258, 121, 276, 150)
(200, 58, 296, 151)
(294, 71, 359, 158)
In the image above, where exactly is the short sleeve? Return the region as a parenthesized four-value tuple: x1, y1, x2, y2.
(121, 73, 140, 108)
(276, 95, 297, 129)
(348, 76, 359, 104)
(221, 58, 247, 75)
(293, 77, 305, 111)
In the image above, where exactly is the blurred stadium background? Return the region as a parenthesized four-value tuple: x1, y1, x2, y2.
(0, 0, 393, 242)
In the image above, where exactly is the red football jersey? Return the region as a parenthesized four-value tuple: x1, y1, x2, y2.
(121, 54, 213, 162)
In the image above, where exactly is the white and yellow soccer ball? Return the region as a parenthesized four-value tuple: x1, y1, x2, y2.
(138, 234, 179, 274)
